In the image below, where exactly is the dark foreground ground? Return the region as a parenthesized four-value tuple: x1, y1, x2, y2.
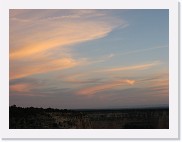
(9, 105, 169, 129)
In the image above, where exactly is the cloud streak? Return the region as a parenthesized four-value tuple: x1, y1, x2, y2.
(98, 61, 160, 72)
(10, 57, 80, 80)
(117, 45, 168, 56)
(10, 83, 32, 93)
(76, 79, 135, 95)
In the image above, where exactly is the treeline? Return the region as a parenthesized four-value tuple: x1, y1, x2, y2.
(9, 105, 81, 129)
(10, 105, 74, 113)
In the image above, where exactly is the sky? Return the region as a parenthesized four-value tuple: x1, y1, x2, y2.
(9, 9, 169, 109)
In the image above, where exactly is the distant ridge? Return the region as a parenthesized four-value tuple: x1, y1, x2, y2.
(9, 104, 169, 111)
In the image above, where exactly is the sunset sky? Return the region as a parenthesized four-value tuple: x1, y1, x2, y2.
(9, 9, 169, 109)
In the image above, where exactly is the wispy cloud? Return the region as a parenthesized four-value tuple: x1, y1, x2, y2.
(118, 45, 168, 56)
(10, 83, 32, 93)
(76, 79, 135, 95)
(97, 61, 160, 72)
(134, 73, 169, 96)
(62, 73, 99, 84)
(10, 10, 126, 60)
(10, 10, 127, 80)
(149, 78, 169, 96)
(10, 22, 113, 60)
(10, 57, 80, 80)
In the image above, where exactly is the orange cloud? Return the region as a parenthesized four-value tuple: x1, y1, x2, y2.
(10, 23, 112, 60)
(10, 10, 126, 80)
(126, 79, 135, 85)
(10, 83, 32, 92)
(76, 79, 135, 95)
(10, 57, 79, 80)
(10, 10, 124, 60)
(99, 61, 160, 72)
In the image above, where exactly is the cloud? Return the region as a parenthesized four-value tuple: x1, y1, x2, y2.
(76, 79, 135, 95)
(125, 79, 135, 85)
(62, 73, 102, 84)
(10, 10, 127, 80)
(10, 22, 113, 60)
(98, 61, 160, 72)
(10, 10, 125, 60)
(10, 57, 80, 80)
(149, 78, 169, 95)
(10, 83, 32, 93)
(134, 73, 169, 96)
(117, 45, 168, 56)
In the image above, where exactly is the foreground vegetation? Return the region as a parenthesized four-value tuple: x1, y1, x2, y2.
(9, 105, 169, 129)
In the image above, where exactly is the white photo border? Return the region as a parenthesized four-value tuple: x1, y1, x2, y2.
(0, 0, 179, 139)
